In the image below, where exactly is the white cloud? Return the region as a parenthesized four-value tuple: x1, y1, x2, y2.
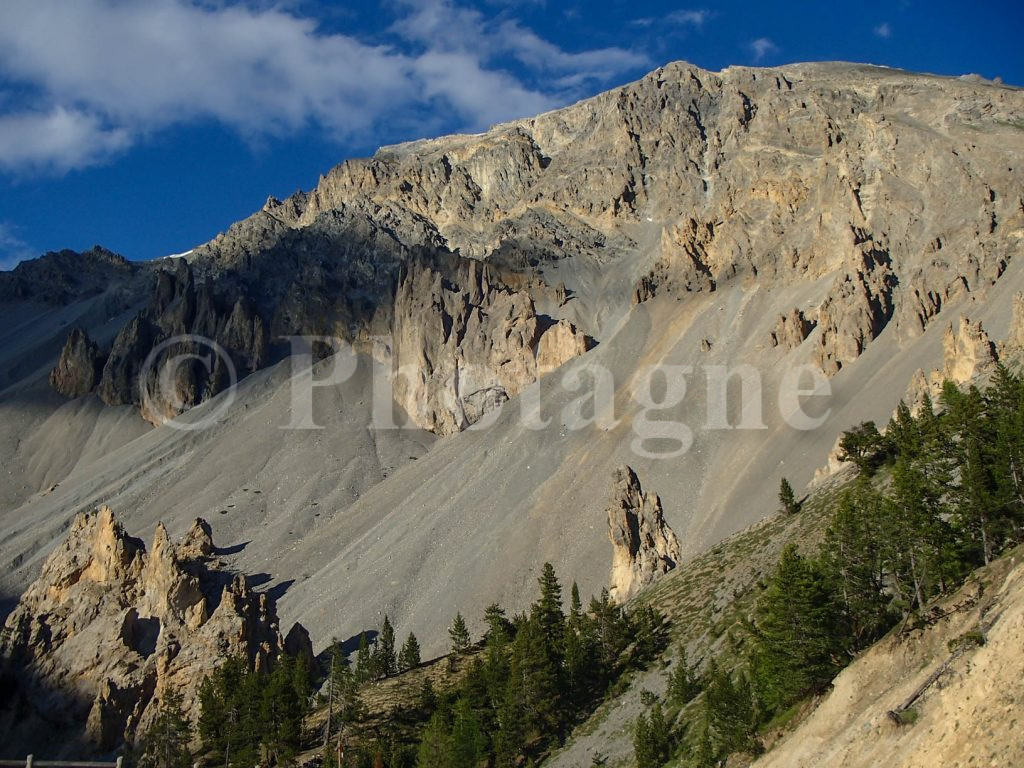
(0, 222, 36, 271)
(0, 107, 131, 174)
(632, 8, 711, 29)
(666, 9, 712, 27)
(749, 37, 779, 63)
(0, 0, 647, 175)
(392, 0, 647, 87)
(874, 22, 893, 39)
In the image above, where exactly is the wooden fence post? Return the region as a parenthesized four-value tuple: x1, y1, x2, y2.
(25, 756, 32, 768)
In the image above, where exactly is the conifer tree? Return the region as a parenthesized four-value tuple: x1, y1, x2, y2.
(633, 699, 672, 768)
(778, 477, 799, 514)
(355, 631, 373, 683)
(375, 615, 398, 678)
(449, 696, 487, 768)
(533, 562, 565, 659)
(416, 708, 453, 767)
(323, 639, 361, 749)
(138, 689, 193, 768)
(750, 544, 846, 713)
(505, 616, 562, 741)
(990, 364, 1024, 518)
(667, 645, 700, 705)
(822, 476, 891, 648)
(449, 612, 471, 654)
(704, 661, 758, 757)
(564, 582, 598, 704)
(484, 602, 512, 641)
(399, 632, 422, 672)
(838, 420, 887, 474)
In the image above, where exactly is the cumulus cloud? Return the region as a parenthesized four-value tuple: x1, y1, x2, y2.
(874, 22, 893, 39)
(0, 108, 131, 174)
(749, 37, 779, 63)
(0, 222, 36, 271)
(0, 0, 647, 174)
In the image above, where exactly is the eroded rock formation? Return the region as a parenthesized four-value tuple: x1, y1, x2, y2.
(606, 466, 681, 602)
(0, 506, 304, 753)
(770, 309, 816, 350)
(71, 259, 269, 425)
(392, 253, 592, 434)
(50, 328, 106, 399)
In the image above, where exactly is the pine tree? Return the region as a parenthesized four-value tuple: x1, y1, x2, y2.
(416, 708, 453, 767)
(137, 689, 193, 768)
(633, 700, 671, 768)
(822, 477, 892, 648)
(355, 631, 373, 683)
(449, 696, 486, 768)
(990, 364, 1024, 522)
(704, 661, 758, 757)
(417, 677, 438, 715)
(506, 616, 561, 739)
(589, 589, 629, 686)
(750, 544, 846, 714)
(778, 477, 799, 514)
(838, 420, 887, 474)
(532, 562, 565, 657)
(375, 615, 398, 678)
(667, 645, 700, 705)
(261, 655, 305, 763)
(564, 582, 598, 704)
(399, 632, 422, 672)
(449, 612, 471, 654)
(484, 602, 512, 642)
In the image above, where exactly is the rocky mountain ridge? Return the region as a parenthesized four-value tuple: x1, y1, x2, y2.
(35, 61, 1024, 435)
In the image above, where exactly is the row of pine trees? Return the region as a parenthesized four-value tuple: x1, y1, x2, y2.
(633, 364, 1024, 767)
(134, 563, 666, 767)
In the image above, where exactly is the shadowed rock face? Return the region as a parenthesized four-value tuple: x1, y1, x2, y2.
(50, 328, 106, 399)
(0, 508, 306, 755)
(607, 466, 681, 602)
(45, 259, 269, 425)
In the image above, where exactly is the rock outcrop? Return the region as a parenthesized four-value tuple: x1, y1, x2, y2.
(770, 309, 816, 350)
(606, 466, 681, 602)
(392, 253, 592, 434)
(88, 259, 268, 425)
(998, 291, 1024, 360)
(49, 328, 107, 399)
(902, 315, 1000, 411)
(0, 506, 303, 754)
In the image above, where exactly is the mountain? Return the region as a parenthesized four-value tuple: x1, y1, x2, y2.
(1, 57, 1022, 684)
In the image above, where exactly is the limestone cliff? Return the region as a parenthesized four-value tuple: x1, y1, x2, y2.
(606, 466, 681, 602)
(0, 507, 306, 755)
(392, 252, 592, 434)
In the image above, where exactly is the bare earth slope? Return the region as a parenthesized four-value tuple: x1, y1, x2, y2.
(0, 61, 1022, 658)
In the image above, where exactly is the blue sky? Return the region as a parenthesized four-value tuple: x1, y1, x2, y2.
(1, 0, 1021, 270)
